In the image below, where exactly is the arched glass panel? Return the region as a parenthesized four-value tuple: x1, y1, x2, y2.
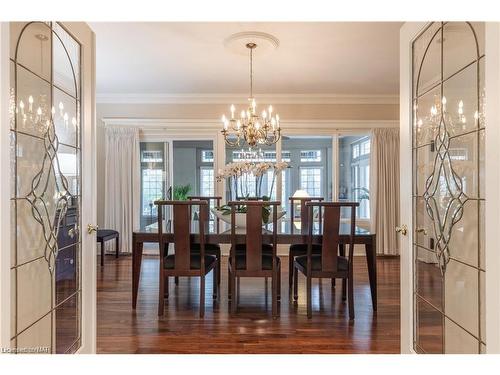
(9, 21, 82, 354)
(412, 22, 485, 354)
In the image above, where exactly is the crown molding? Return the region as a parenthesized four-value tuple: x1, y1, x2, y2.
(96, 93, 399, 105)
(101, 117, 398, 131)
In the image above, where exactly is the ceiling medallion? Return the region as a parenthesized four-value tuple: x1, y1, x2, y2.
(220, 41, 281, 148)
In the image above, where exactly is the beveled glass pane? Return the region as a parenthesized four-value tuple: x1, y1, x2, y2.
(10, 201, 16, 268)
(16, 257, 52, 333)
(445, 259, 479, 337)
(480, 201, 485, 270)
(11, 270, 16, 336)
(448, 131, 479, 198)
(416, 246, 442, 309)
(16, 65, 51, 138)
(15, 313, 52, 354)
(10, 22, 52, 81)
(413, 22, 441, 97)
(444, 317, 479, 353)
(443, 22, 480, 79)
(56, 292, 79, 353)
(442, 63, 478, 138)
(480, 270, 486, 344)
(479, 129, 485, 199)
(414, 197, 434, 250)
(415, 144, 433, 196)
(479, 57, 485, 128)
(56, 243, 78, 304)
(414, 86, 441, 146)
(470, 22, 485, 57)
(416, 297, 443, 353)
(16, 199, 45, 266)
(448, 199, 478, 268)
(10, 60, 15, 129)
(53, 23, 80, 98)
(56, 144, 79, 196)
(53, 87, 78, 147)
(10, 131, 16, 198)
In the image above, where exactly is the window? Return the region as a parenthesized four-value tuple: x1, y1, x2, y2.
(300, 150, 322, 162)
(201, 150, 214, 163)
(300, 167, 322, 197)
(200, 167, 214, 197)
(140, 142, 166, 228)
(339, 135, 371, 220)
(142, 169, 163, 217)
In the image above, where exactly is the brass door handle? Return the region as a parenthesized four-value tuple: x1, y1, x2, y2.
(87, 224, 99, 234)
(395, 224, 408, 236)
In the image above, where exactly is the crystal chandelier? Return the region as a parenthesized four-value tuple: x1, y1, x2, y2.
(221, 42, 281, 148)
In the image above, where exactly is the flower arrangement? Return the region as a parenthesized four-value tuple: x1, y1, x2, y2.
(216, 160, 289, 201)
(215, 160, 289, 224)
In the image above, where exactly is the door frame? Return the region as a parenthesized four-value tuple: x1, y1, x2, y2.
(62, 22, 97, 355)
(399, 21, 428, 355)
(399, 21, 500, 354)
(0, 22, 97, 354)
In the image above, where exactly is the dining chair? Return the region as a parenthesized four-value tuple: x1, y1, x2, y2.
(155, 200, 218, 317)
(228, 200, 281, 318)
(293, 201, 358, 320)
(288, 196, 324, 291)
(187, 196, 222, 286)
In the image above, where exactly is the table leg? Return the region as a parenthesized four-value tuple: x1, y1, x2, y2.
(100, 239, 104, 267)
(132, 239, 144, 309)
(365, 240, 377, 311)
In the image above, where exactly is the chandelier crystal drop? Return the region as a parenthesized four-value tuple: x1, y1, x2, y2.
(221, 42, 281, 148)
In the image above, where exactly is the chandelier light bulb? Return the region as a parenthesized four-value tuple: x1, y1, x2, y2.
(268, 105, 273, 114)
(19, 100, 24, 110)
(241, 110, 246, 119)
(230, 104, 235, 118)
(236, 120, 241, 129)
(255, 121, 261, 130)
(221, 114, 226, 123)
(36, 107, 42, 116)
(262, 110, 267, 119)
(28, 95, 34, 104)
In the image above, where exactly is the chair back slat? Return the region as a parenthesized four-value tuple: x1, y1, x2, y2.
(154, 200, 209, 273)
(228, 200, 280, 272)
(321, 205, 341, 272)
(245, 204, 263, 271)
(173, 204, 191, 271)
(305, 201, 359, 273)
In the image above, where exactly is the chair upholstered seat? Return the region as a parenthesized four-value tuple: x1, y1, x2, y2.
(289, 243, 322, 255)
(229, 253, 280, 270)
(96, 229, 118, 239)
(234, 243, 273, 255)
(295, 254, 349, 272)
(190, 242, 221, 254)
(164, 254, 216, 270)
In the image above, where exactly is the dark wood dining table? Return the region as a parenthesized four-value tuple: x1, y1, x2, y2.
(131, 220, 377, 310)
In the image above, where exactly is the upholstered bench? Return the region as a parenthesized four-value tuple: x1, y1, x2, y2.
(97, 229, 119, 266)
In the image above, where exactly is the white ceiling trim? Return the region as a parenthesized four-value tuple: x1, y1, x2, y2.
(97, 93, 399, 105)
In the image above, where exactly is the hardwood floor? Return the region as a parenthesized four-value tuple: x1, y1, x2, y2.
(97, 255, 400, 353)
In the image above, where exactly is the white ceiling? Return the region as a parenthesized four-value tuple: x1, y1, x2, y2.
(90, 22, 402, 96)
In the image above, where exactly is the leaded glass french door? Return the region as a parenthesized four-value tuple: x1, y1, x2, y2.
(399, 22, 500, 354)
(4, 21, 96, 354)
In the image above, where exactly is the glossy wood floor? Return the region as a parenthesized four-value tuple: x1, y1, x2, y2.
(97, 255, 400, 353)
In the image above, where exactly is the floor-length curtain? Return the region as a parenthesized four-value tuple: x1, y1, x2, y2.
(370, 128, 400, 255)
(104, 126, 140, 254)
